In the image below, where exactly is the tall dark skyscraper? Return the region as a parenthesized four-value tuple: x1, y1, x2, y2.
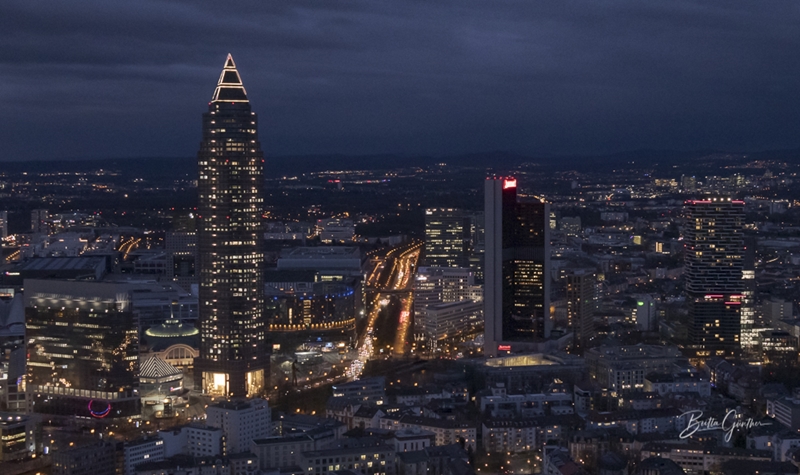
(194, 55, 268, 397)
(566, 269, 596, 349)
(685, 198, 745, 352)
(484, 177, 551, 356)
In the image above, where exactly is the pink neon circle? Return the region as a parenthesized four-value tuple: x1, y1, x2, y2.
(88, 400, 111, 418)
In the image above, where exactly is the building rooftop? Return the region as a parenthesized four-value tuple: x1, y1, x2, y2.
(282, 247, 360, 259)
(485, 354, 557, 368)
(302, 437, 393, 457)
(397, 450, 428, 464)
(139, 356, 182, 380)
(397, 415, 474, 430)
(645, 372, 707, 383)
(636, 457, 684, 475)
(252, 434, 313, 445)
(585, 343, 682, 360)
(210, 398, 266, 411)
(145, 320, 199, 338)
(16, 256, 105, 271)
(0, 294, 24, 337)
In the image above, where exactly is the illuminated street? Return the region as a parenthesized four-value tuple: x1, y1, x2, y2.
(347, 241, 421, 378)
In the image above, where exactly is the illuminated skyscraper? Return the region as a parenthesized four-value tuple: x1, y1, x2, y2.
(484, 177, 551, 356)
(740, 237, 757, 352)
(684, 198, 745, 350)
(194, 55, 268, 397)
(424, 208, 470, 268)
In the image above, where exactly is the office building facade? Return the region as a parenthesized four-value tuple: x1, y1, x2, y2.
(165, 231, 198, 290)
(484, 177, 551, 356)
(420, 300, 483, 345)
(205, 398, 271, 455)
(194, 54, 268, 397)
(0, 413, 37, 462)
(423, 209, 470, 268)
(30, 209, 49, 234)
(25, 279, 140, 418)
(566, 270, 596, 348)
(52, 442, 117, 475)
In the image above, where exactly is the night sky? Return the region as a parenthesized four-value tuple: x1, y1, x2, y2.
(2, 0, 800, 162)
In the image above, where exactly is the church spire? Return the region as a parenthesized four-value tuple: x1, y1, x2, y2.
(211, 53, 249, 103)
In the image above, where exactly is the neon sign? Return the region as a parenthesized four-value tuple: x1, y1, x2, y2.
(88, 400, 111, 418)
(498, 345, 511, 351)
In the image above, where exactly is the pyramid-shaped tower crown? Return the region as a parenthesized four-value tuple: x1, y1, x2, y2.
(211, 53, 249, 103)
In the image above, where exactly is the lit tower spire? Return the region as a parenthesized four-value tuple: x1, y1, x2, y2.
(211, 54, 249, 103)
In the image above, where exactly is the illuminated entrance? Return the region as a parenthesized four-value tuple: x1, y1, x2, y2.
(246, 369, 265, 398)
(203, 372, 228, 396)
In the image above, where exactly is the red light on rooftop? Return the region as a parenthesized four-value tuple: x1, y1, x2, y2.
(503, 179, 517, 189)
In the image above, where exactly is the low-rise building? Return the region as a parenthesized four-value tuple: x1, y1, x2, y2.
(206, 398, 271, 454)
(391, 384, 469, 407)
(635, 456, 685, 475)
(617, 392, 662, 411)
(300, 437, 395, 475)
(477, 383, 573, 418)
(766, 391, 800, 431)
(277, 413, 348, 440)
(133, 453, 259, 475)
(251, 435, 315, 470)
(0, 412, 37, 462)
(420, 300, 482, 346)
(158, 425, 224, 458)
(543, 445, 584, 475)
(644, 373, 711, 398)
(53, 442, 117, 475)
(326, 399, 363, 430)
(317, 219, 356, 243)
(587, 408, 685, 435)
(585, 344, 684, 396)
(772, 430, 800, 462)
(481, 419, 538, 453)
(353, 406, 386, 429)
(640, 443, 771, 475)
(125, 437, 166, 474)
(332, 377, 386, 404)
(391, 428, 435, 453)
(379, 415, 476, 450)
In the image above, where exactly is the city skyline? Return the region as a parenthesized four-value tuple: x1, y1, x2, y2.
(3, 1, 800, 162)
(4, 3, 800, 474)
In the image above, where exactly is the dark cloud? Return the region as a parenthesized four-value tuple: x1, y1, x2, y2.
(1, 0, 799, 161)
